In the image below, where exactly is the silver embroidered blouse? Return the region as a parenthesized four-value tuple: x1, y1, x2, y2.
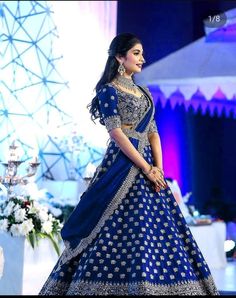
(98, 84, 158, 134)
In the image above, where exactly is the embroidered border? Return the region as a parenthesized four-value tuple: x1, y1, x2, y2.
(104, 116, 121, 132)
(121, 128, 150, 147)
(148, 119, 158, 134)
(56, 164, 140, 270)
(39, 275, 219, 296)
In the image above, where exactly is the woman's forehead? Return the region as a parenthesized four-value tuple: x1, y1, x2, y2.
(129, 43, 143, 51)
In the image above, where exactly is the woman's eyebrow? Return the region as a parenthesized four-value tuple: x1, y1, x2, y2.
(132, 49, 144, 54)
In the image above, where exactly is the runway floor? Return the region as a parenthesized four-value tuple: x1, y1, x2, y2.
(211, 259, 236, 295)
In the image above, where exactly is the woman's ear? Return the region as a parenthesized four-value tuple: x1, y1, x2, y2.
(115, 54, 124, 65)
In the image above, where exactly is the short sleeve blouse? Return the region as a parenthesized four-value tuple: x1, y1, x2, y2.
(97, 85, 121, 132)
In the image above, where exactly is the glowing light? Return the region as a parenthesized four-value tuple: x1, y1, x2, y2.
(224, 240, 236, 252)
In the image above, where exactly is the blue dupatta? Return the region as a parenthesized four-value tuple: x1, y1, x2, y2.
(59, 86, 155, 265)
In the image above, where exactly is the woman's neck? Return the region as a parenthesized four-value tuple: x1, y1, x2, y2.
(113, 74, 139, 94)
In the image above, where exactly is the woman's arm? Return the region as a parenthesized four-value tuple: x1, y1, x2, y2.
(110, 128, 150, 173)
(148, 131, 163, 172)
(148, 131, 167, 191)
(109, 128, 166, 189)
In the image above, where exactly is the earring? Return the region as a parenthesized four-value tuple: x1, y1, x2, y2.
(118, 63, 125, 76)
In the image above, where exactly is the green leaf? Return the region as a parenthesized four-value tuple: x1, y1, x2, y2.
(44, 233, 61, 256)
(27, 232, 36, 249)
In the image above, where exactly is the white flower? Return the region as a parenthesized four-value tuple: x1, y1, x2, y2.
(0, 195, 62, 255)
(26, 218, 34, 232)
(3, 201, 15, 216)
(38, 208, 49, 222)
(14, 208, 26, 222)
(28, 204, 37, 215)
(19, 219, 34, 236)
(0, 218, 9, 232)
(41, 220, 53, 234)
(31, 202, 49, 221)
(48, 213, 54, 221)
(13, 203, 21, 212)
(10, 224, 22, 237)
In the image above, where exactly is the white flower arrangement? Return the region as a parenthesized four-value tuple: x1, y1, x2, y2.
(0, 195, 62, 255)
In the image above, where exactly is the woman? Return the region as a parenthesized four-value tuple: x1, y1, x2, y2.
(39, 33, 219, 295)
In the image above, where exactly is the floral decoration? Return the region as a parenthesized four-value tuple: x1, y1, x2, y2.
(0, 195, 62, 256)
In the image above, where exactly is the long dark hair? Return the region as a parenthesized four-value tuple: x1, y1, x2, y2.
(87, 33, 141, 124)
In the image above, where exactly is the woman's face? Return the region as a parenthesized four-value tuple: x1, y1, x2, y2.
(118, 43, 145, 76)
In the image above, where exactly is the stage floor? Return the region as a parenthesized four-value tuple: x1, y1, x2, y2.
(211, 259, 236, 295)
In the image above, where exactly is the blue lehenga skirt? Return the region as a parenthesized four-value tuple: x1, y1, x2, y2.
(39, 141, 219, 296)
